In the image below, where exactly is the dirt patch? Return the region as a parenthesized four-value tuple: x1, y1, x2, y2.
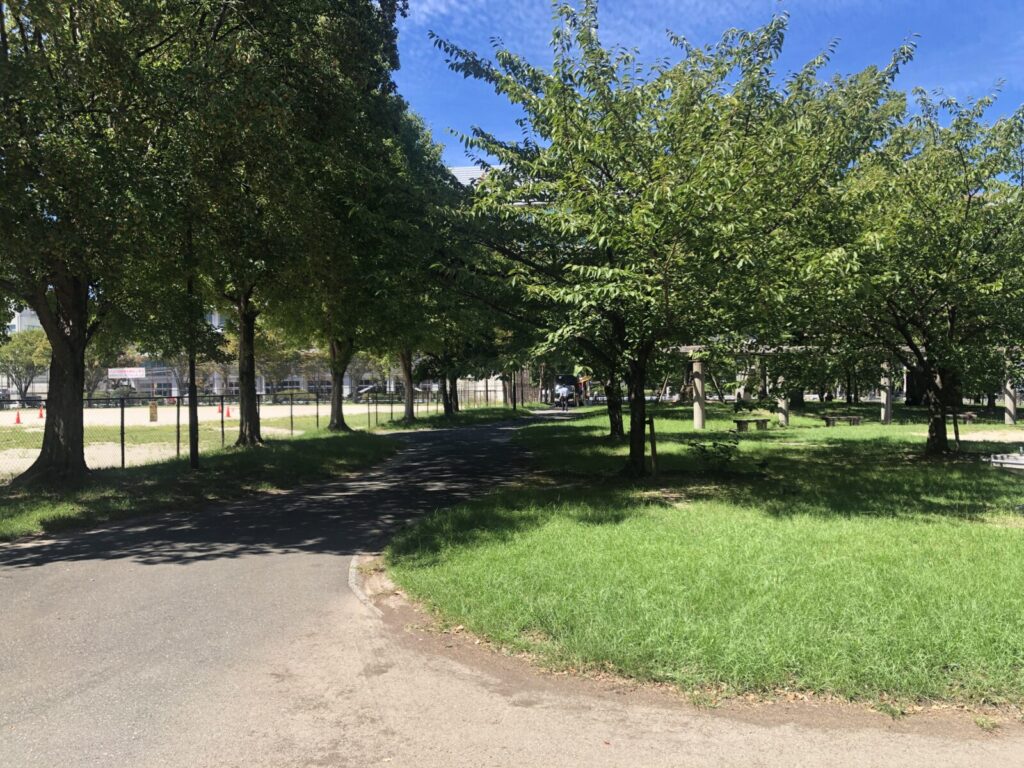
(913, 429, 1024, 443)
(262, 426, 305, 437)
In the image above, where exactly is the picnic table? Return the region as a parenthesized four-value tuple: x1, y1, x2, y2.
(734, 418, 769, 433)
(822, 415, 863, 427)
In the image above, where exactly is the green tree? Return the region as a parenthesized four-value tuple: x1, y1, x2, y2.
(808, 93, 1024, 453)
(0, 328, 50, 399)
(436, 3, 910, 474)
(0, 2, 186, 481)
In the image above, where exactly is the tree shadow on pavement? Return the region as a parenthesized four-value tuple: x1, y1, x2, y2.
(0, 423, 525, 569)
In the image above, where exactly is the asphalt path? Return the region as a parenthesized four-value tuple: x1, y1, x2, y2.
(2, 417, 1022, 767)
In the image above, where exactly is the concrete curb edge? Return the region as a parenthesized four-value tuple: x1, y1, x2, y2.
(348, 553, 383, 617)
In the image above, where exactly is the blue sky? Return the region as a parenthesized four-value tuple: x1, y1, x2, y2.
(394, 0, 1024, 165)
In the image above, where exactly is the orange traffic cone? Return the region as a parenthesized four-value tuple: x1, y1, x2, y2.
(38, 405, 44, 419)
(14, 410, 21, 425)
(217, 403, 222, 414)
(226, 406, 232, 418)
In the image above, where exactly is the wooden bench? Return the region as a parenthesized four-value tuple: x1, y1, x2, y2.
(822, 415, 863, 427)
(734, 418, 769, 433)
(948, 411, 978, 424)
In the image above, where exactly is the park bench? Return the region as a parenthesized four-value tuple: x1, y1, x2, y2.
(734, 418, 769, 432)
(822, 415, 862, 427)
(991, 453, 1024, 471)
(948, 411, 978, 424)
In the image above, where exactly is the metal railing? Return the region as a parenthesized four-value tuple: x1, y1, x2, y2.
(0, 385, 528, 484)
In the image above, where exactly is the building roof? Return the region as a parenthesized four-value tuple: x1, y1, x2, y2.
(449, 165, 488, 186)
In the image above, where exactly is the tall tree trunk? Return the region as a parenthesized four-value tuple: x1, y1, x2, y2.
(604, 369, 625, 439)
(185, 268, 200, 469)
(987, 392, 997, 408)
(709, 371, 726, 403)
(906, 366, 928, 407)
(188, 347, 200, 469)
(399, 348, 415, 421)
(328, 336, 354, 431)
(15, 277, 90, 485)
(625, 356, 649, 477)
(17, 342, 87, 484)
(440, 375, 454, 417)
(845, 371, 854, 404)
(235, 294, 262, 446)
(925, 370, 949, 455)
(448, 373, 459, 413)
(789, 389, 805, 407)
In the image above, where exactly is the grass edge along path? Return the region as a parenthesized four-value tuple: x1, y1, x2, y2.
(0, 430, 399, 542)
(387, 405, 1024, 712)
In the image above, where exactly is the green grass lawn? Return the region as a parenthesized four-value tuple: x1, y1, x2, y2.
(0, 429, 398, 542)
(388, 403, 1024, 708)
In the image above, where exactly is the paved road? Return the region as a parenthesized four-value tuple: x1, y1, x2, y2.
(2, 419, 1022, 767)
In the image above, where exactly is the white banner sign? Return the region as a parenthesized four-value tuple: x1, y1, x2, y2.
(107, 367, 147, 380)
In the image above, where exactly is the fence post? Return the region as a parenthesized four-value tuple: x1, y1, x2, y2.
(221, 394, 225, 448)
(176, 396, 181, 458)
(120, 398, 126, 469)
(290, 392, 294, 436)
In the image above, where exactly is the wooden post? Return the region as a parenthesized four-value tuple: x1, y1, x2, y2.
(880, 363, 893, 425)
(647, 416, 658, 477)
(1005, 380, 1018, 426)
(692, 360, 706, 430)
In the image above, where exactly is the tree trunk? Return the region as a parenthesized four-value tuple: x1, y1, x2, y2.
(448, 374, 459, 413)
(440, 375, 454, 417)
(987, 392, 997, 408)
(188, 347, 200, 469)
(925, 371, 949, 455)
(906, 366, 928, 406)
(625, 357, 649, 477)
(328, 336, 354, 431)
(399, 348, 415, 421)
(604, 371, 625, 439)
(15, 277, 90, 485)
(709, 371, 726, 403)
(16, 344, 87, 484)
(789, 389, 805, 407)
(235, 295, 262, 446)
(845, 372, 853, 404)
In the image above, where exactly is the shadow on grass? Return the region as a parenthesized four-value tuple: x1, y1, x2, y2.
(388, 485, 646, 569)
(518, 408, 1023, 525)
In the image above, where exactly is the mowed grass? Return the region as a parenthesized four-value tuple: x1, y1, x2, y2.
(388, 403, 1024, 706)
(0, 429, 398, 542)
